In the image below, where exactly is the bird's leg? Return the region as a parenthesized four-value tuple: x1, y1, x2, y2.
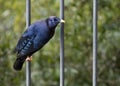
(26, 56, 32, 61)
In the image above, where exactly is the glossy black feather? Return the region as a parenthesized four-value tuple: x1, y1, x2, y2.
(13, 16, 61, 71)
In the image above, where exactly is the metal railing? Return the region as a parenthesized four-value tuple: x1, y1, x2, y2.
(93, 0, 98, 86)
(25, 0, 98, 86)
(26, 0, 31, 86)
(60, 0, 65, 86)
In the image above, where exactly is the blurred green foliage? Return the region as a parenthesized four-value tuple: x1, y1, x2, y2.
(0, 0, 120, 86)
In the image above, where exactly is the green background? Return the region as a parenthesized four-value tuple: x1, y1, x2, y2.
(0, 0, 120, 86)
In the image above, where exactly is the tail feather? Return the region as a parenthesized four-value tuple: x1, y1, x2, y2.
(13, 56, 26, 71)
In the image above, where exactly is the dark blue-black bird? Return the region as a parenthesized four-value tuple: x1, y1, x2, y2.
(13, 16, 65, 71)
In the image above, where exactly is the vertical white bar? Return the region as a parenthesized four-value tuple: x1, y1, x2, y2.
(60, 0, 64, 86)
(93, 0, 98, 86)
(26, 0, 31, 86)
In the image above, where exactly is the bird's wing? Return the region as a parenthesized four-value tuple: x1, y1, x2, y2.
(15, 25, 36, 57)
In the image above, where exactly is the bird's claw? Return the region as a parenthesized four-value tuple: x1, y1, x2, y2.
(26, 56, 32, 61)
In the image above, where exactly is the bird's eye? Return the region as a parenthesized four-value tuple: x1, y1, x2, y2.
(54, 18, 57, 21)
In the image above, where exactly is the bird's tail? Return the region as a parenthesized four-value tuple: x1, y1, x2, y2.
(13, 56, 26, 71)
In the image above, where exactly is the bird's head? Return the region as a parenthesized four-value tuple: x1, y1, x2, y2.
(46, 16, 65, 30)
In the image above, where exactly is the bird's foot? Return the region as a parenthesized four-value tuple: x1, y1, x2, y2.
(26, 56, 32, 61)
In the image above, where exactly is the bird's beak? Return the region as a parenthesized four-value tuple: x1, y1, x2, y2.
(60, 19, 65, 23)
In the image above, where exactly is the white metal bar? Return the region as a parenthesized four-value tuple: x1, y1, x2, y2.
(60, 0, 64, 86)
(26, 0, 31, 86)
(93, 0, 98, 86)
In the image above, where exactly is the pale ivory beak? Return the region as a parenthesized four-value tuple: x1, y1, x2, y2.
(60, 19, 65, 23)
